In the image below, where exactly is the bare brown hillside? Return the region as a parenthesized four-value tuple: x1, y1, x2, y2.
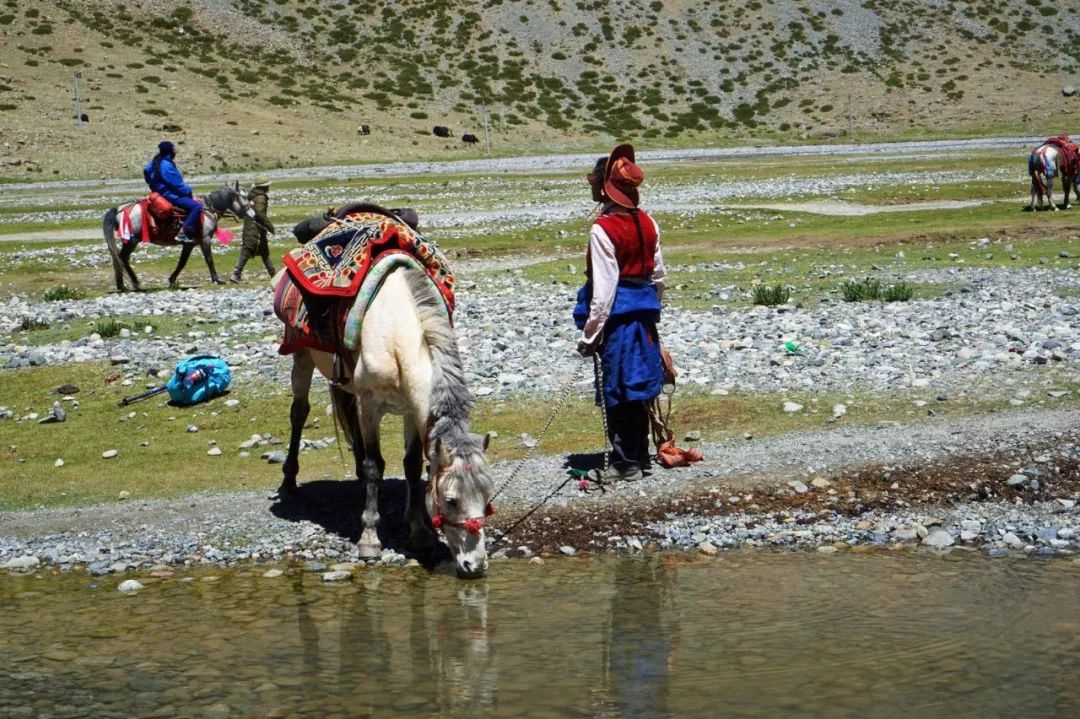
(1, 0, 1077, 179)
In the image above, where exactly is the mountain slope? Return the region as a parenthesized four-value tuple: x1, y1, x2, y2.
(1, 0, 1077, 179)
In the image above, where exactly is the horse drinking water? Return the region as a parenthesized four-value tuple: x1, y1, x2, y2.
(102, 182, 250, 291)
(274, 208, 493, 578)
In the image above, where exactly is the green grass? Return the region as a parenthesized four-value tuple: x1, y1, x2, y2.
(2, 362, 1078, 510)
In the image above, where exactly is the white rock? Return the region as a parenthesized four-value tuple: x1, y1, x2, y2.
(207, 447, 222, 456)
(118, 579, 144, 595)
(831, 404, 847, 417)
(102, 449, 118, 459)
(2, 556, 40, 570)
(782, 401, 804, 413)
(54, 458, 64, 467)
(262, 569, 284, 578)
(322, 570, 352, 582)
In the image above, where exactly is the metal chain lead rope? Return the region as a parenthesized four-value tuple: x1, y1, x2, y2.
(490, 360, 587, 503)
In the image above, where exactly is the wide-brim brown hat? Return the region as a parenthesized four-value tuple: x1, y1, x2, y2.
(603, 143, 643, 208)
(252, 176, 271, 188)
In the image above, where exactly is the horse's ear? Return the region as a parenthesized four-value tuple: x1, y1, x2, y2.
(482, 432, 491, 451)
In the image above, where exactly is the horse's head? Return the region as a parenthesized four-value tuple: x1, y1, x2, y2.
(427, 433, 494, 579)
(218, 180, 254, 220)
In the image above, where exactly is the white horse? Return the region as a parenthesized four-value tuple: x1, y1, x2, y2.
(279, 267, 494, 578)
(1028, 143, 1080, 211)
(102, 183, 251, 290)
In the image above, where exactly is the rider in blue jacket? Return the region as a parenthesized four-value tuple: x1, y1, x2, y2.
(143, 140, 203, 241)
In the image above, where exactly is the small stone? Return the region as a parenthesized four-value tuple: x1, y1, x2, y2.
(54, 458, 64, 467)
(118, 490, 130, 500)
(697, 541, 718, 556)
(224, 399, 240, 408)
(855, 520, 872, 530)
(102, 449, 118, 459)
(2, 556, 40, 570)
(264, 450, 287, 464)
(810, 477, 832, 489)
(832, 404, 847, 417)
(816, 545, 838, 554)
(207, 447, 222, 456)
(1056, 499, 1076, 509)
(782, 401, 804, 413)
(559, 545, 577, 556)
(787, 480, 808, 493)
(1002, 532, 1023, 547)
(322, 570, 352, 582)
(923, 529, 955, 548)
(1007, 474, 1028, 486)
(117, 579, 144, 595)
(529, 556, 545, 565)
(684, 430, 701, 442)
(187, 425, 199, 433)
(262, 569, 284, 578)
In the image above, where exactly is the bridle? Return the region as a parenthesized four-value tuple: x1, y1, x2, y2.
(428, 464, 494, 535)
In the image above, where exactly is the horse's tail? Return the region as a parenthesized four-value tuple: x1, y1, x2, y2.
(402, 268, 474, 445)
(103, 207, 124, 290)
(329, 385, 358, 452)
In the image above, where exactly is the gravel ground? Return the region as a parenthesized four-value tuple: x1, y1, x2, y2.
(3, 258, 1077, 400)
(1, 407, 1077, 574)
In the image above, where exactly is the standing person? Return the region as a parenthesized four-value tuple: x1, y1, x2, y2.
(574, 143, 666, 482)
(142, 140, 203, 242)
(231, 176, 276, 282)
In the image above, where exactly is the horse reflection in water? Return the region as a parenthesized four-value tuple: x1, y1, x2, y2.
(288, 575, 496, 715)
(595, 556, 681, 719)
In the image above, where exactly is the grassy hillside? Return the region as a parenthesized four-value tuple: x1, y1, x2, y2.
(1, 0, 1078, 179)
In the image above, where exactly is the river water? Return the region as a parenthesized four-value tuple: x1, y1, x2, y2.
(1, 552, 1077, 718)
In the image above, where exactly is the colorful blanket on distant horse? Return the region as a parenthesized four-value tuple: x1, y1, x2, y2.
(1041, 136, 1079, 177)
(273, 209, 455, 355)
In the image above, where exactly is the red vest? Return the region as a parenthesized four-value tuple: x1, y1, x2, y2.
(589, 209, 657, 280)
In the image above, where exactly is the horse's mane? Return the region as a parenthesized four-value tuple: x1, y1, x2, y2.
(403, 268, 477, 452)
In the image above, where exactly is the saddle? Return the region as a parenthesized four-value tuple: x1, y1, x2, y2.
(117, 192, 195, 244)
(273, 204, 455, 371)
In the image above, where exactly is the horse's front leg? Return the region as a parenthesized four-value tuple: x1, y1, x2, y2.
(279, 350, 314, 496)
(356, 403, 386, 559)
(199, 235, 224, 284)
(169, 242, 196, 287)
(403, 417, 436, 555)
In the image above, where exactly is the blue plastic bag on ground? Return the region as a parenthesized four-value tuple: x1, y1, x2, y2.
(166, 355, 231, 406)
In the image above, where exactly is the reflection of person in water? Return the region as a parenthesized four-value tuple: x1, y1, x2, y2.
(601, 556, 679, 719)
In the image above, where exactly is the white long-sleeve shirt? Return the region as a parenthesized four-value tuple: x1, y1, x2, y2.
(580, 210, 665, 345)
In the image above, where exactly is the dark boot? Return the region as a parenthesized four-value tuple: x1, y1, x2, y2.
(231, 248, 252, 283)
(261, 254, 276, 277)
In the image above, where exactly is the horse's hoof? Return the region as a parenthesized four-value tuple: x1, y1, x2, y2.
(212, 278, 226, 285)
(357, 541, 382, 559)
(274, 480, 299, 499)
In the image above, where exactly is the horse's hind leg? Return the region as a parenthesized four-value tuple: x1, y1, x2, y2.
(169, 243, 196, 287)
(119, 240, 141, 291)
(280, 350, 315, 496)
(403, 417, 435, 555)
(356, 402, 386, 559)
(198, 237, 225, 285)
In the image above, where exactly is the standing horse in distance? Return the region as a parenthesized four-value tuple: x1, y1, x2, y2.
(279, 267, 494, 579)
(102, 182, 250, 291)
(1028, 139, 1080, 211)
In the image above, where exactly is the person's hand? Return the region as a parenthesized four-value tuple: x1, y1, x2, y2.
(577, 339, 597, 357)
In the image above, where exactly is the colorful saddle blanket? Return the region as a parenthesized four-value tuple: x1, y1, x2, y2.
(273, 209, 455, 356)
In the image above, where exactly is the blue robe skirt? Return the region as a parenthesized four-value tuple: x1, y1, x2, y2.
(574, 281, 664, 407)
